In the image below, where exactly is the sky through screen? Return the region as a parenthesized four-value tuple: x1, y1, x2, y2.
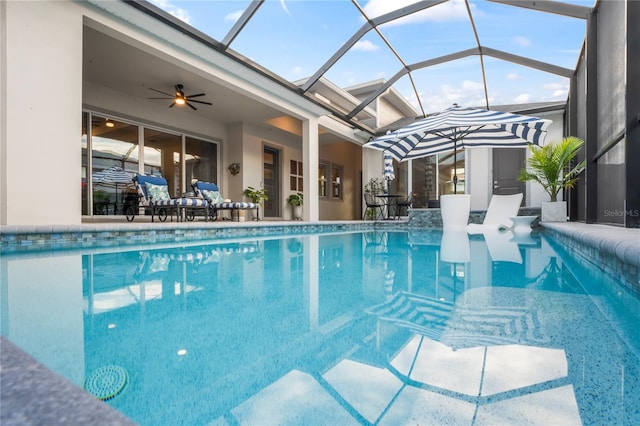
(149, 0, 594, 115)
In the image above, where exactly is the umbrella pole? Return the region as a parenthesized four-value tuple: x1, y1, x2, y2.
(452, 136, 458, 194)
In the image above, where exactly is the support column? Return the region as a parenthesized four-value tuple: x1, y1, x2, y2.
(302, 118, 319, 221)
(2, 1, 82, 225)
(584, 11, 598, 223)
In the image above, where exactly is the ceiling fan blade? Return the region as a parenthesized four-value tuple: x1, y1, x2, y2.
(169, 102, 176, 108)
(149, 87, 174, 97)
(187, 102, 197, 111)
(148, 97, 174, 100)
(189, 100, 213, 105)
(185, 93, 206, 98)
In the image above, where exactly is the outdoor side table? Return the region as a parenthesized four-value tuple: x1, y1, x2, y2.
(509, 216, 537, 235)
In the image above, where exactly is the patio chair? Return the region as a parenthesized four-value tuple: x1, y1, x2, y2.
(363, 193, 384, 220)
(466, 193, 523, 234)
(395, 194, 414, 219)
(192, 180, 259, 221)
(126, 174, 208, 222)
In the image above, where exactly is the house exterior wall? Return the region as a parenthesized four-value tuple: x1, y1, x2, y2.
(2, 1, 83, 225)
(377, 97, 409, 130)
(241, 123, 304, 220)
(526, 110, 566, 208)
(318, 141, 362, 220)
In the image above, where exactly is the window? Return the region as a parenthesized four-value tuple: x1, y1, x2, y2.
(144, 128, 182, 196)
(331, 164, 343, 199)
(439, 149, 465, 195)
(186, 136, 218, 185)
(90, 115, 139, 215)
(318, 163, 328, 197)
(319, 161, 343, 200)
(411, 156, 438, 207)
(82, 111, 219, 216)
(290, 160, 303, 190)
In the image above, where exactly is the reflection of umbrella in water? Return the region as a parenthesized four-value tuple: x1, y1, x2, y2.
(92, 166, 134, 206)
(365, 290, 550, 349)
(364, 104, 552, 193)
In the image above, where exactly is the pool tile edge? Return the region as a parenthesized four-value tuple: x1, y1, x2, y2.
(541, 222, 640, 297)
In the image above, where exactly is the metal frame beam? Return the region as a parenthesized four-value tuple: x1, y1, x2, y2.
(481, 47, 574, 78)
(300, 0, 446, 93)
(487, 0, 591, 19)
(347, 47, 573, 121)
(221, 0, 264, 49)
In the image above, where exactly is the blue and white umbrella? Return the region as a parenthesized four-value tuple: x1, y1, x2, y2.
(383, 151, 395, 181)
(365, 104, 552, 191)
(365, 104, 551, 161)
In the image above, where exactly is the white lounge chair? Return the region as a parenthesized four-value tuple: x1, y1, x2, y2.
(467, 193, 523, 234)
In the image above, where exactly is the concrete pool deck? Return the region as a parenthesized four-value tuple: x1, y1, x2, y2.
(1, 220, 638, 424)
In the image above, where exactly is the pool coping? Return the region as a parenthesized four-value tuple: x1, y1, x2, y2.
(540, 222, 640, 297)
(1, 220, 638, 424)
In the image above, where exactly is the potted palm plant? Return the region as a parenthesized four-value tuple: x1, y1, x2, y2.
(518, 136, 586, 221)
(287, 192, 303, 220)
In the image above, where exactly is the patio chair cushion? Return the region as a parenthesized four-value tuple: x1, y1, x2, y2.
(145, 183, 171, 201)
(134, 175, 169, 203)
(202, 189, 224, 204)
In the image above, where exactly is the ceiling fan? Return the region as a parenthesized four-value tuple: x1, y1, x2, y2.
(148, 84, 212, 110)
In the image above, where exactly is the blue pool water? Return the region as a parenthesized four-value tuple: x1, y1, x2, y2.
(1, 229, 639, 425)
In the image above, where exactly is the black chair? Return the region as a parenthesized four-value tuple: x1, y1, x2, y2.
(395, 194, 414, 219)
(363, 193, 384, 220)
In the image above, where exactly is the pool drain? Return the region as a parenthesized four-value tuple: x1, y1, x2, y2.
(85, 365, 129, 401)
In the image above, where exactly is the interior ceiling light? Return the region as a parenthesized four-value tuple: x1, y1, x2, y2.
(148, 84, 212, 110)
(105, 118, 114, 128)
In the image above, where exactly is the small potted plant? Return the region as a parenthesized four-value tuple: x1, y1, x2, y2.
(243, 186, 268, 220)
(518, 136, 586, 221)
(287, 192, 303, 220)
(243, 186, 268, 205)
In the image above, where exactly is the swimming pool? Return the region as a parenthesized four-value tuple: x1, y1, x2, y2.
(1, 228, 639, 425)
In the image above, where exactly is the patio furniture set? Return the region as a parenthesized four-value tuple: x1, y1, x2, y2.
(125, 175, 259, 222)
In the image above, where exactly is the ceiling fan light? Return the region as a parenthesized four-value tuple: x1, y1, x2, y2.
(175, 97, 186, 105)
(105, 119, 115, 128)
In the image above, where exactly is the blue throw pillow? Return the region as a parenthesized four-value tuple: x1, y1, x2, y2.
(145, 183, 171, 201)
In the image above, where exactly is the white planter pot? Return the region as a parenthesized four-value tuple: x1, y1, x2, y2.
(292, 205, 303, 220)
(440, 194, 471, 230)
(541, 201, 567, 222)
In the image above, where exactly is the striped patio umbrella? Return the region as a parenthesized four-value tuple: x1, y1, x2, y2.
(383, 151, 395, 181)
(364, 104, 552, 192)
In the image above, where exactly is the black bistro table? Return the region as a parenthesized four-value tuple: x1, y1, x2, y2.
(376, 194, 401, 220)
